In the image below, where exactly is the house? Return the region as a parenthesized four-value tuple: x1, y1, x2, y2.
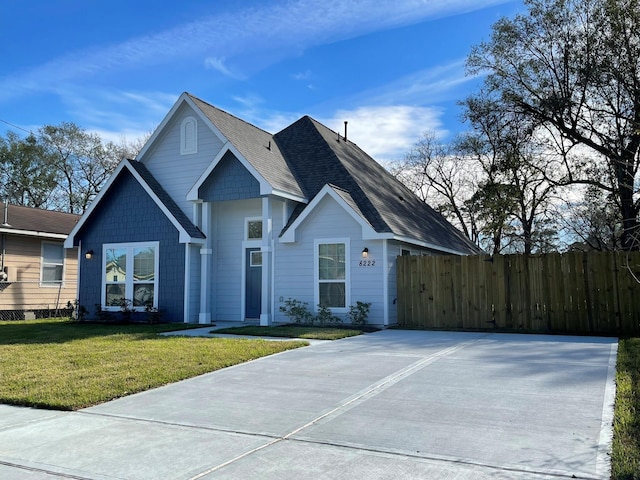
(0, 202, 80, 319)
(65, 92, 480, 326)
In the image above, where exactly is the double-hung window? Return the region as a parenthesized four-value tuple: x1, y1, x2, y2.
(103, 242, 158, 310)
(41, 242, 64, 286)
(316, 240, 349, 311)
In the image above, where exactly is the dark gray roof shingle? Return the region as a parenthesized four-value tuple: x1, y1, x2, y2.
(0, 203, 80, 236)
(274, 116, 480, 254)
(128, 160, 205, 239)
(188, 94, 304, 198)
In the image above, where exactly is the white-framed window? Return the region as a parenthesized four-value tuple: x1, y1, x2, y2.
(180, 116, 198, 155)
(103, 242, 159, 310)
(41, 242, 64, 286)
(315, 239, 349, 311)
(246, 217, 263, 240)
(250, 251, 263, 267)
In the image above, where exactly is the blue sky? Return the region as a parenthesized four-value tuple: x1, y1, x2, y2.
(0, 0, 523, 162)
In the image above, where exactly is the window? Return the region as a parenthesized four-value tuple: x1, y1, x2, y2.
(41, 242, 64, 286)
(103, 243, 158, 310)
(180, 116, 198, 155)
(250, 251, 263, 267)
(247, 219, 263, 240)
(316, 241, 348, 309)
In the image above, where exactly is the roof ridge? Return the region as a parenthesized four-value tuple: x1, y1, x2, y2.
(0, 202, 80, 218)
(186, 92, 275, 137)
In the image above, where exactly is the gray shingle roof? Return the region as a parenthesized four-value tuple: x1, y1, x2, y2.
(187, 94, 304, 198)
(274, 116, 480, 254)
(186, 93, 479, 255)
(0, 203, 80, 236)
(127, 160, 205, 240)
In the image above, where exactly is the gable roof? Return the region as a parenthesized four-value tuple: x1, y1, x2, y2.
(186, 94, 305, 200)
(0, 203, 80, 240)
(274, 116, 481, 255)
(65, 159, 204, 248)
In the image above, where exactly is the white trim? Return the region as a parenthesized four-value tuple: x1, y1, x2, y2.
(180, 116, 198, 155)
(186, 143, 275, 201)
(314, 238, 350, 314)
(40, 241, 65, 288)
(245, 216, 263, 241)
(382, 239, 389, 326)
(136, 92, 226, 161)
(3, 228, 67, 240)
(65, 159, 205, 248)
(280, 185, 376, 243)
(102, 241, 159, 312)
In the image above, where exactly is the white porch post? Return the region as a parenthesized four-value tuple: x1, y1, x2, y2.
(199, 202, 212, 324)
(260, 196, 273, 326)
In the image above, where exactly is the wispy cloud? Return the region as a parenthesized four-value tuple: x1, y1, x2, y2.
(0, 0, 513, 102)
(204, 57, 241, 79)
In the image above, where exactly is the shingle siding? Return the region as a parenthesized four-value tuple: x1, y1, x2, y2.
(199, 152, 260, 202)
(75, 170, 185, 322)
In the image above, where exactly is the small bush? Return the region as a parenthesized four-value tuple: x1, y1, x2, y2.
(316, 304, 341, 327)
(279, 298, 313, 324)
(346, 301, 371, 326)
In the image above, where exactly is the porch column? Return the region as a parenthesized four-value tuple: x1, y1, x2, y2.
(260, 196, 273, 326)
(199, 202, 212, 324)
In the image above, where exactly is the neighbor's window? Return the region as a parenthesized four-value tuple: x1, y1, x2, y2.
(180, 116, 198, 155)
(247, 219, 263, 240)
(41, 242, 64, 286)
(317, 241, 348, 309)
(103, 243, 158, 310)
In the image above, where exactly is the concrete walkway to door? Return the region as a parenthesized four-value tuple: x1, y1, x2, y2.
(0, 329, 617, 479)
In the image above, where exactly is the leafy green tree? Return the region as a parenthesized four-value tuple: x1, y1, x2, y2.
(467, 0, 640, 250)
(0, 132, 57, 208)
(460, 96, 559, 254)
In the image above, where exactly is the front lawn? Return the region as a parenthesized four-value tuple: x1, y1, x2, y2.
(213, 324, 363, 340)
(611, 337, 640, 479)
(0, 318, 306, 410)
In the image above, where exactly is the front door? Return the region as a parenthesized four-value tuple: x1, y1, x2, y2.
(245, 248, 262, 319)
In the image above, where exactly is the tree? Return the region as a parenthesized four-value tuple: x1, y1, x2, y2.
(390, 131, 480, 244)
(460, 95, 560, 254)
(467, 0, 640, 250)
(0, 132, 57, 208)
(39, 122, 121, 214)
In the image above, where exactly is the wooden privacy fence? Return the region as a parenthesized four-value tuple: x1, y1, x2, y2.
(396, 251, 640, 335)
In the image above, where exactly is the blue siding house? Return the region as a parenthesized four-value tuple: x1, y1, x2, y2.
(65, 93, 479, 325)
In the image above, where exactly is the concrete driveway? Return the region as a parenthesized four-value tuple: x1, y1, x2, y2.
(0, 330, 617, 479)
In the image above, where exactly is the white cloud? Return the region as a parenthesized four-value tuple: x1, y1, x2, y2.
(321, 105, 446, 162)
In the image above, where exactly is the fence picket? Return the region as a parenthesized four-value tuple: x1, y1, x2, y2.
(396, 251, 640, 335)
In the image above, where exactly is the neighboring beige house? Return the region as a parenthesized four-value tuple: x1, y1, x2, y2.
(0, 203, 80, 319)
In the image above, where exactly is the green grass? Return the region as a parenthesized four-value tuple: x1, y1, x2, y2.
(213, 325, 363, 340)
(0, 318, 307, 410)
(611, 337, 640, 479)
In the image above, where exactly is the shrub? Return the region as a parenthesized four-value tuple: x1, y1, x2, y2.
(316, 304, 341, 327)
(279, 298, 313, 324)
(346, 301, 371, 326)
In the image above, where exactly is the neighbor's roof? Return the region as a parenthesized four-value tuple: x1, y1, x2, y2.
(0, 203, 80, 239)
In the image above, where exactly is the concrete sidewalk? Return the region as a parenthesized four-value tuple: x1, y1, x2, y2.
(0, 330, 617, 479)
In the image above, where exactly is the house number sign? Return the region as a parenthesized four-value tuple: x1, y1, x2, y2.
(358, 260, 376, 267)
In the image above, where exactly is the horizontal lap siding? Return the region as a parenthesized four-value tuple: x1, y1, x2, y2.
(274, 196, 385, 324)
(142, 104, 223, 216)
(212, 199, 261, 320)
(0, 236, 78, 312)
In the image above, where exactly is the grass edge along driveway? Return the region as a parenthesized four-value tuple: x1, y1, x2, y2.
(0, 318, 307, 411)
